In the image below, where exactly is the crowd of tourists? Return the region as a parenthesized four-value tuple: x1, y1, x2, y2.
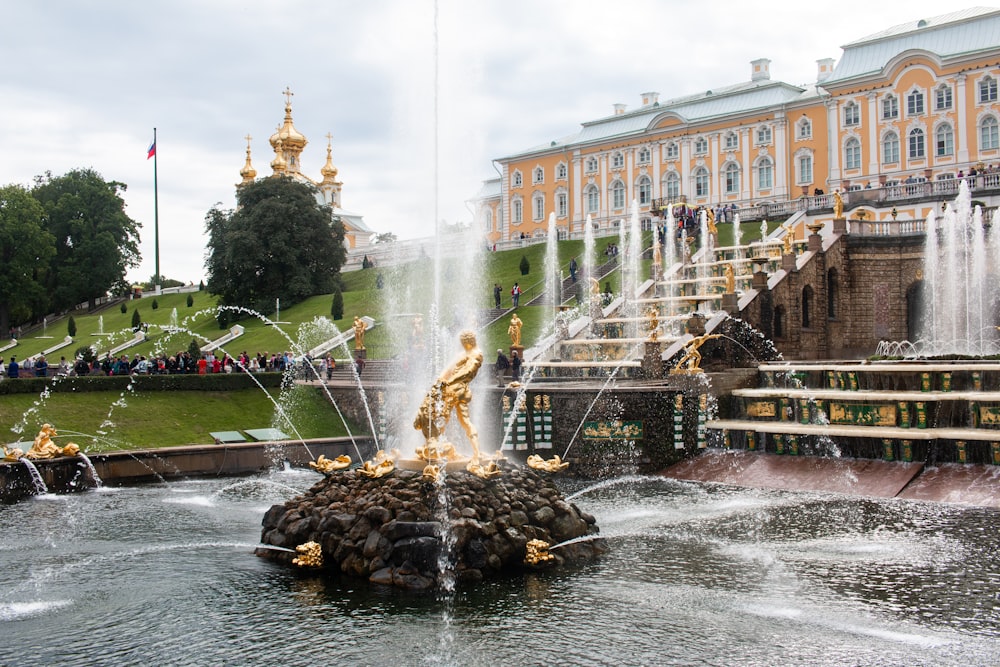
(0, 350, 337, 379)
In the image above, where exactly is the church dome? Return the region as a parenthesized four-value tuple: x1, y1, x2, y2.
(320, 139, 339, 182)
(269, 95, 307, 152)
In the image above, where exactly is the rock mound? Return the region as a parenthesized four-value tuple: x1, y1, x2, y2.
(255, 464, 606, 590)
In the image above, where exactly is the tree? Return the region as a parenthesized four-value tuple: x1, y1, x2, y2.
(520, 255, 530, 275)
(0, 184, 56, 335)
(131, 308, 141, 330)
(67, 316, 77, 338)
(205, 176, 346, 314)
(120, 301, 128, 314)
(186, 293, 194, 307)
(331, 287, 344, 320)
(151, 298, 159, 310)
(31, 169, 141, 312)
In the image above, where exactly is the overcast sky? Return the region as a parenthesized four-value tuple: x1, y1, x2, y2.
(0, 0, 957, 284)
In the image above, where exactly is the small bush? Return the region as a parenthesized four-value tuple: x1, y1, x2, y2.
(332, 288, 344, 320)
(67, 316, 77, 338)
(519, 255, 530, 275)
(186, 293, 194, 307)
(131, 309, 141, 329)
(120, 302, 127, 314)
(152, 299, 159, 310)
(187, 339, 202, 359)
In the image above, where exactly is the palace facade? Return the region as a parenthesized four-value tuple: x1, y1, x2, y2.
(477, 8, 1000, 245)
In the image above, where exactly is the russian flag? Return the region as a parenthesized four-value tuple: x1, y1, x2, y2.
(147, 139, 156, 160)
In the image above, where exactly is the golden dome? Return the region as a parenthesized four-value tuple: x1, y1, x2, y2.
(270, 137, 287, 173)
(269, 88, 307, 152)
(320, 134, 338, 182)
(240, 134, 257, 183)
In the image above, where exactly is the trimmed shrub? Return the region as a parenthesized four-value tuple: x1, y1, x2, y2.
(519, 255, 530, 275)
(67, 316, 77, 338)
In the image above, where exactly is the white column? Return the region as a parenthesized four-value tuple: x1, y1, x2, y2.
(826, 100, 841, 185)
(740, 128, 752, 200)
(773, 118, 787, 198)
(866, 92, 879, 178)
(956, 73, 969, 163)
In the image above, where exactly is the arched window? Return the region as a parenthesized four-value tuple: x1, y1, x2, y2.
(512, 170, 522, 188)
(533, 167, 544, 184)
(756, 157, 773, 190)
(665, 142, 679, 160)
(637, 176, 651, 205)
(724, 132, 739, 150)
(585, 157, 598, 173)
(756, 125, 772, 144)
(512, 198, 523, 223)
(882, 94, 898, 120)
(611, 152, 624, 169)
(980, 116, 999, 150)
(694, 167, 710, 197)
(556, 191, 568, 217)
(935, 123, 954, 157)
(611, 181, 626, 210)
(637, 147, 651, 164)
(694, 137, 708, 155)
(797, 118, 812, 139)
(798, 154, 813, 184)
(585, 184, 600, 214)
(907, 90, 925, 116)
(882, 131, 900, 163)
(802, 286, 813, 329)
(908, 128, 925, 159)
(844, 137, 861, 170)
(556, 162, 567, 179)
(724, 163, 740, 194)
(664, 172, 680, 199)
(979, 76, 998, 103)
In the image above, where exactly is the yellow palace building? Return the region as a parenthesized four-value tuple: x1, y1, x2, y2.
(477, 7, 1000, 244)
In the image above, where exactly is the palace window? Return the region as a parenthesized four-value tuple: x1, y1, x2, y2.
(756, 125, 772, 144)
(637, 175, 651, 205)
(908, 128, 926, 159)
(907, 90, 925, 116)
(935, 84, 953, 111)
(611, 152, 624, 169)
(844, 137, 862, 170)
(512, 170, 522, 188)
(882, 131, 900, 163)
(664, 172, 680, 199)
(611, 181, 626, 210)
(533, 193, 545, 221)
(556, 192, 567, 217)
(756, 157, 773, 190)
(484, 209, 493, 232)
(556, 162, 567, 180)
(512, 198, 523, 223)
(882, 95, 898, 120)
(694, 137, 708, 155)
(798, 154, 813, 184)
(694, 167, 710, 197)
(935, 123, 954, 157)
(981, 116, 1000, 150)
(585, 184, 600, 213)
(979, 76, 998, 103)
(797, 118, 812, 139)
(724, 132, 739, 150)
(585, 156, 598, 173)
(724, 163, 740, 194)
(533, 167, 544, 184)
(844, 102, 860, 126)
(637, 147, 651, 164)
(665, 142, 679, 160)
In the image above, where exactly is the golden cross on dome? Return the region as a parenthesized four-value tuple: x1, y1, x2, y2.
(244, 134, 252, 149)
(326, 132, 333, 147)
(283, 87, 294, 105)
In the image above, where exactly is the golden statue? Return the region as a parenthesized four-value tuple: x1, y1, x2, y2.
(353, 316, 366, 350)
(706, 208, 718, 235)
(24, 424, 77, 460)
(782, 224, 794, 254)
(589, 277, 600, 296)
(413, 330, 484, 463)
(671, 333, 722, 374)
(309, 454, 351, 473)
(526, 454, 570, 472)
(3, 446, 25, 462)
(292, 541, 323, 568)
(357, 455, 395, 478)
(833, 189, 844, 219)
(524, 539, 555, 565)
(467, 458, 502, 479)
(724, 264, 736, 294)
(508, 313, 523, 347)
(646, 307, 660, 342)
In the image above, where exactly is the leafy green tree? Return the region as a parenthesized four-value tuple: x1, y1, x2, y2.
(32, 169, 141, 311)
(205, 176, 346, 314)
(67, 316, 77, 338)
(0, 184, 56, 335)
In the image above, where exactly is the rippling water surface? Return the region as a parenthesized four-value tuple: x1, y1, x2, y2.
(1, 470, 998, 666)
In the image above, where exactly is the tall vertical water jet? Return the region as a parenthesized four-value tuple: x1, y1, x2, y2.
(583, 214, 596, 299)
(544, 212, 560, 316)
(919, 181, 1000, 355)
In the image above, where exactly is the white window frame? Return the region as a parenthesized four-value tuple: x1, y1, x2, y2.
(844, 137, 862, 170)
(907, 90, 925, 116)
(935, 123, 954, 157)
(844, 102, 860, 127)
(882, 131, 900, 164)
(935, 84, 953, 111)
(882, 94, 898, 120)
(908, 128, 926, 159)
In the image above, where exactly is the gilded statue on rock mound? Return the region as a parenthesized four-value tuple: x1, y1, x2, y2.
(22, 424, 79, 460)
(353, 316, 366, 350)
(671, 333, 722, 374)
(413, 330, 483, 464)
(507, 313, 522, 348)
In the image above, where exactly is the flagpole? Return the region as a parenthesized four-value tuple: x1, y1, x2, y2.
(153, 127, 160, 290)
